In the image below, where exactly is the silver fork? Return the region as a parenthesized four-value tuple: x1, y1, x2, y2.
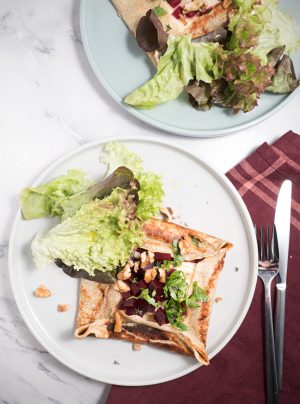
(256, 225, 279, 404)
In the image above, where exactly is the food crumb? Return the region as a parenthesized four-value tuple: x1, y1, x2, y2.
(34, 284, 51, 298)
(215, 297, 223, 303)
(57, 304, 70, 312)
(132, 343, 141, 352)
(234, 267, 239, 272)
(113, 360, 120, 365)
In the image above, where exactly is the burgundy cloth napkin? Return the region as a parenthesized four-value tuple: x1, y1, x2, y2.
(106, 130, 300, 404)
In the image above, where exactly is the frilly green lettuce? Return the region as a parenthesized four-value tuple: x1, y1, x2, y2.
(31, 188, 143, 275)
(101, 142, 164, 220)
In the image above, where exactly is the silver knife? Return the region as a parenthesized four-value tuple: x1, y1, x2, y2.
(274, 180, 292, 391)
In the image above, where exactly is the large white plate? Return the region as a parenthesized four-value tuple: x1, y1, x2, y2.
(80, 0, 300, 137)
(9, 137, 257, 385)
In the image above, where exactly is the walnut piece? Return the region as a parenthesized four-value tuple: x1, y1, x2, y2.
(57, 304, 70, 312)
(117, 264, 131, 280)
(35, 284, 51, 298)
(117, 280, 130, 292)
(132, 343, 141, 351)
(144, 267, 157, 283)
(157, 267, 166, 283)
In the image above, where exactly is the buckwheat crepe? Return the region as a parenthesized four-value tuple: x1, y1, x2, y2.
(74, 219, 232, 364)
(112, 0, 233, 65)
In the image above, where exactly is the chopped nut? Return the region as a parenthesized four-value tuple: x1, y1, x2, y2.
(157, 267, 166, 283)
(57, 304, 70, 312)
(133, 261, 140, 273)
(117, 264, 131, 280)
(133, 251, 141, 259)
(144, 267, 157, 283)
(128, 259, 134, 268)
(148, 251, 155, 263)
(167, 207, 178, 219)
(35, 284, 51, 298)
(117, 280, 130, 292)
(132, 343, 141, 351)
(114, 311, 123, 333)
(215, 297, 223, 303)
(160, 207, 172, 221)
(140, 251, 147, 263)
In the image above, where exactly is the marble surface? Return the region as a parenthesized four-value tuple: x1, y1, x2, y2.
(1, 0, 300, 403)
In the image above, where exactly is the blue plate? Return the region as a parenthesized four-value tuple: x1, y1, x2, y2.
(80, 0, 300, 137)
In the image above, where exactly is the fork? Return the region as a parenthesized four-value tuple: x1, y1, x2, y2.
(256, 225, 279, 404)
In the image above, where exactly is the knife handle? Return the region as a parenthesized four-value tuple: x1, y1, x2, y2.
(275, 283, 286, 391)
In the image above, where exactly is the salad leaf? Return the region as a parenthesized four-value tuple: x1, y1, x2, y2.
(186, 282, 208, 308)
(101, 143, 164, 221)
(31, 188, 143, 275)
(20, 169, 93, 220)
(267, 55, 300, 93)
(124, 35, 223, 109)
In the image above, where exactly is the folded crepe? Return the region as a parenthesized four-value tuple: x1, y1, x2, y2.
(74, 218, 232, 365)
(112, 0, 233, 65)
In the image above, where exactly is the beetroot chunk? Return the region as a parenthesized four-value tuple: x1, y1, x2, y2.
(154, 308, 168, 326)
(167, 0, 181, 8)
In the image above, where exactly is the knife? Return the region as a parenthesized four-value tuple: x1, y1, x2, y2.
(273, 180, 292, 391)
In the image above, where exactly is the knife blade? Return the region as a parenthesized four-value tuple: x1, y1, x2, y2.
(274, 180, 292, 391)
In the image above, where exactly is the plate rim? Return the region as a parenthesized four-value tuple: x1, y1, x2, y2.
(79, 0, 300, 138)
(8, 135, 258, 385)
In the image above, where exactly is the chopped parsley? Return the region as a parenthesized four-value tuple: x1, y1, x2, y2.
(129, 288, 158, 307)
(190, 235, 201, 246)
(166, 24, 172, 32)
(171, 239, 184, 267)
(153, 6, 168, 17)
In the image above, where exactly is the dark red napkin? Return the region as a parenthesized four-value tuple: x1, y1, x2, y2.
(106, 131, 300, 404)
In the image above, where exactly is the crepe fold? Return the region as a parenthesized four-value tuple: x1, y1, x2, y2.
(112, 0, 233, 65)
(74, 219, 232, 364)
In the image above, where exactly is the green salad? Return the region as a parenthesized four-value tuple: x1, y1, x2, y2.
(124, 0, 300, 113)
(20, 143, 164, 278)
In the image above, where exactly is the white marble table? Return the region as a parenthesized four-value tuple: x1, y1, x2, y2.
(1, 0, 300, 403)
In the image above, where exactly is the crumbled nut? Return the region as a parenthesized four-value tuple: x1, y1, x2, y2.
(117, 280, 130, 292)
(57, 304, 70, 312)
(132, 343, 141, 351)
(114, 311, 123, 333)
(157, 267, 166, 283)
(167, 207, 178, 219)
(128, 259, 134, 268)
(215, 297, 223, 303)
(148, 251, 155, 263)
(140, 251, 147, 263)
(133, 261, 140, 273)
(117, 264, 131, 280)
(144, 268, 157, 283)
(160, 207, 172, 221)
(133, 251, 141, 259)
(35, 284, 51, 298)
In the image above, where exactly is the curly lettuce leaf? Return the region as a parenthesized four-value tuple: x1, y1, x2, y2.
(20, 169, 93, 220)
(101, 143, 164, 221)
(124, 35, 223, 108)
(31, 188, 143, 275)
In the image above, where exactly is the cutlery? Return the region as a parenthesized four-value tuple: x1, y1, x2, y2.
(274, 180, 292, 391)
(256, 224, 279, 404)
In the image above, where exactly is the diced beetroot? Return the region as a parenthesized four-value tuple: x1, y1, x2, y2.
(143, 262, 154, 271)
(121, 291, 131, 300)
(154, 308, 168, 326)
(130, 283, 140, 296)
(167, 0, 181, 8)
(185, 11, 197, 18)
(125, 307, 136, 316)
(172, 6, 183, 19)
(118, 301, 127, 310)
(123, 298, 135, 308)
(199, 6, 212, 16)
(166, 268, 176, 277)
(148, 279, 164, 296)
(137, 267, 146, 279)
(154, 294, 166, 302)
(137, 279, 147, 289)
(154, 252, 172, 261)
(138, 300, 155, 315)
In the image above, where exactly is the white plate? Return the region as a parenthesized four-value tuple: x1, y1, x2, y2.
(9, 137, 257, 385)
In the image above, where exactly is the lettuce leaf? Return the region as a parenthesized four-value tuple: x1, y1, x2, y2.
(101, 142, 164, 221)
(124, 35, 223, 108)
(31, 188, 143, 275)
(20, 169, 93, 220)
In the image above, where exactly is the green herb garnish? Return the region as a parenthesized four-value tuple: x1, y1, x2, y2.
(190, 235, 201, 247)
(129, 288, 158, 307)
(153, 6, 168, 17)
(171, 239, 184, 267)
(166, 24, 172, 32)
(186, 282, 208, 308)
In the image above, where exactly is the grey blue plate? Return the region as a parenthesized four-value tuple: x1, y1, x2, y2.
(80, 0, 300, 137)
